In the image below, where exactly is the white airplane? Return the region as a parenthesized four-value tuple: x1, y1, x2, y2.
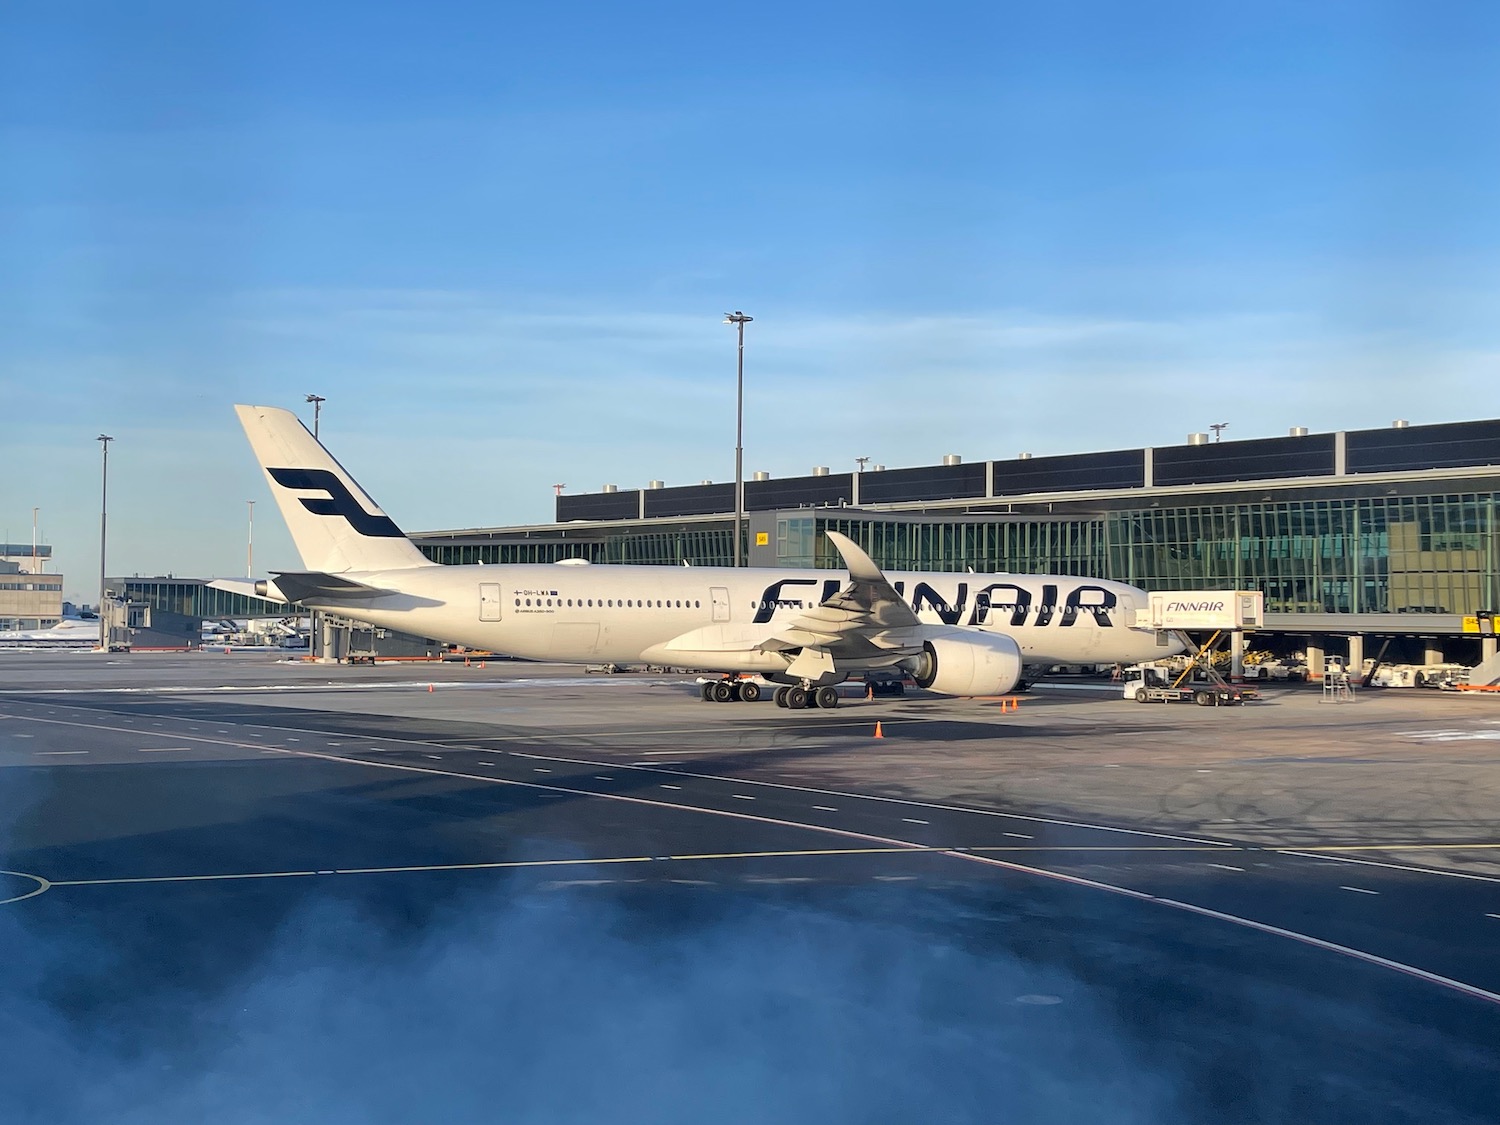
(237, 404, 1181, 708)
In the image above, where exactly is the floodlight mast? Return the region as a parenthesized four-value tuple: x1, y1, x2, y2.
(723, 311, 753, 566)
(306, 394, 326, 438)
(96, 434, 114, 651)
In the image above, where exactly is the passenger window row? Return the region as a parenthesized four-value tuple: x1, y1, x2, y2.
(513, 597, 702, 609)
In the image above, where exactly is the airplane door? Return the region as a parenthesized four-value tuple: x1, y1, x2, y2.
(479, 583, 502, 622)
(710, 586, 730, 623)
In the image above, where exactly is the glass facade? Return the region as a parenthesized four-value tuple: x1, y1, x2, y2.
(774, 491, 1500, 616)
(118, 580, 297, 619)
(419, 542, 604, 566)
(418, 529, 735, 567)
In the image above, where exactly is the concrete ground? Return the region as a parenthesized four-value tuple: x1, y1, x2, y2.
(2, 651, 1498, 1124)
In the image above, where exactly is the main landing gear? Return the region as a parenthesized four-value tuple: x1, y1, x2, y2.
(700, 678, 761, 703)
(773, 684, 840, 709)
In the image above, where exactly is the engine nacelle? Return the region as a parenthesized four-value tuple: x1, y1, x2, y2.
(909, 629, 1024, 697)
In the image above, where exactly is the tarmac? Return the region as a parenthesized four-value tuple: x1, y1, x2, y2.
(3, 651, 1499, 1124)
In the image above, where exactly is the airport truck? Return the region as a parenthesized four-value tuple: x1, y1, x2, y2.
(1121, 661, 1256, 706)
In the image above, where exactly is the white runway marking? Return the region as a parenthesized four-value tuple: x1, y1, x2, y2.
(731, 794, 755, 801)
(1340, 886, 1380, 895)
(9, 707, 1500, 1009)
(425, 755, 443, 760)
(594, 775, 614, 781)
(660, 784, 682, 790)
(138, 747, 192, 753)
(902, 818, 929, 825)
(1207, 863, 1246, 872)
(812, 805, 838, 812)
(1004, 832, 1033, 839)
(1279, 850, 1500, 886)
(37, 750, 87, 756)
(533, 768, 552, 773)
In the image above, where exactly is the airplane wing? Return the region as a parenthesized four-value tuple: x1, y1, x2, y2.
(759, 531, 922, 661)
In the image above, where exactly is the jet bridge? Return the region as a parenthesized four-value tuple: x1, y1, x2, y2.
(1147, 591, 1265, 683)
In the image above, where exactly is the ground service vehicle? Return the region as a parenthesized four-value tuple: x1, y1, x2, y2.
(1121, 661, 1256, 706)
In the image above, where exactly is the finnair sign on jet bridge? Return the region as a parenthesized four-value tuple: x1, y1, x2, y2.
(1148, 591, 1264, 631)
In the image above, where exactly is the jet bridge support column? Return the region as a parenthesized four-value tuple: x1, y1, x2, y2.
(1229, 629, 1245, 683)
(1347, 634, 1365, 684)
(1424, 639, 1445, 666)
(1305, 638, 1325, 681)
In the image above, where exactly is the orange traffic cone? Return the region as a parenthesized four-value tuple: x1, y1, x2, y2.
(874, 721, 885, 739)
(866, 684, 874, 700)
(427, 684, 434, 693)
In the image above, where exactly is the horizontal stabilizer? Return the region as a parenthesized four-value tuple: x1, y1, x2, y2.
(272, 571, 394, 604)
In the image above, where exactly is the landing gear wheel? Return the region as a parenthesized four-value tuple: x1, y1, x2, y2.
(700, 682, 715, 702)
(737, 680, 761, 703)
(774, 686, 790, 708)
(785, 686, 809, 709)
(711, 680, 735, 703)
(1134, 688, 1149, 703)
(814, 686, 839, 709)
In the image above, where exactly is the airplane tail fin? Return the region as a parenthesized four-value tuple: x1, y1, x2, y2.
(235, 404, 433, 574)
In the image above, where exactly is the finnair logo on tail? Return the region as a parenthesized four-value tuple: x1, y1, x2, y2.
(267, 468, 405, 538)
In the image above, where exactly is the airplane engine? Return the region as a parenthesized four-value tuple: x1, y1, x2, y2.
(909, 629, 1024, 697)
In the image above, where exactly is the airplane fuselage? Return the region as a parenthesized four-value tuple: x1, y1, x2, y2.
(303, 562, 1170, 670)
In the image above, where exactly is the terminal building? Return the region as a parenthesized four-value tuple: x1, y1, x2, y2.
(0, 544, 62, 632)
(411, 416, 1500, 674)
(112, 416, 1500, 673)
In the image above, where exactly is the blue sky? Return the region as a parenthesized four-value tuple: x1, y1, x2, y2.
(3, 1, 1499, 598)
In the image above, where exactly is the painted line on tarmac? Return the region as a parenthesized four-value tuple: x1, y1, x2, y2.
(45, 847, 925, 889)
(0, 872, 51, 905)
(490, 749, 1233, 847)
(1278, 849, 1500, 886)
(8, 708, 1500, 1007)
(951, 850, 1500, 1009)
(8, 706, 1497, 880)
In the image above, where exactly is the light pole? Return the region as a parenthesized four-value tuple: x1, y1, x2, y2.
(97, 434, 113, 651)
(723, 311, 753, 566)
(246, 500, 255, 578)
(306, 393, 325, 438)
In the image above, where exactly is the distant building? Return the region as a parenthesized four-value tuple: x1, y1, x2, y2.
(0, 558, 63, 631)
(0, 542, 53, 573)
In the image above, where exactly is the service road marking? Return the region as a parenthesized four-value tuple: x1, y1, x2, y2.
(1207, 863, 1245, 872)
(8, 705, 1500, 1009)
(1340, 886, 1380, 895)
(37, 750, 88, 756)
(138, 747, 192, 753)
